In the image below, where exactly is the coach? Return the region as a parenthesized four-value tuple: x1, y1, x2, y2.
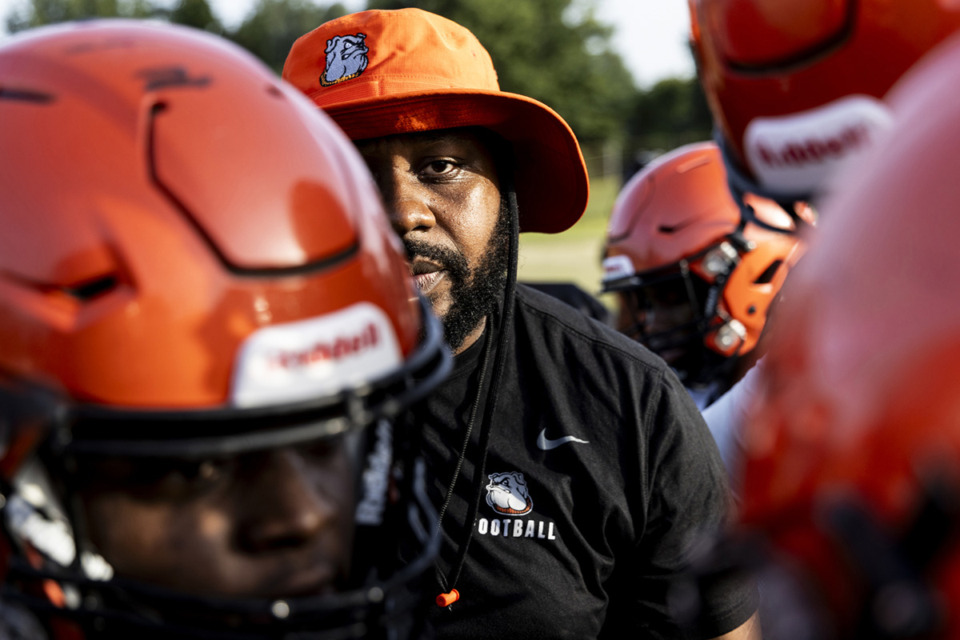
(284, 9, 758, 639)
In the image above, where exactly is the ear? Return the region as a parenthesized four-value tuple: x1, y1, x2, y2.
(324, 36, 340, 54)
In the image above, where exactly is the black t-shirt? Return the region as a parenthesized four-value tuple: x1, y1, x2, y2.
(417, 285, 757, 639)
(519, 281, 613, 327)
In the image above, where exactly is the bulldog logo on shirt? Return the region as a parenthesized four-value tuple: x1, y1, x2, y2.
(320, 33, 368, 86)
(485, 471, 533, 516)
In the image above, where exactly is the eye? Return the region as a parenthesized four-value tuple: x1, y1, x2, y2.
(126, 458, 233, 499)
(420, 159, 459, 179)
(74, 454, 237, 504)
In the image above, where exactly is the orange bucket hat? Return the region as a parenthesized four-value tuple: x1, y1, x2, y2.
(283, 8, 589, 234)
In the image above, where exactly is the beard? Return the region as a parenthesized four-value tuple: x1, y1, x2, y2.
(404, 203, 510, 353)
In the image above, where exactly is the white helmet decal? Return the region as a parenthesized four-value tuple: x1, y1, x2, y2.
(232, 302, 402, 408)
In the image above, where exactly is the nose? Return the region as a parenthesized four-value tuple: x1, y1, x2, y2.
(237, 449, 340, 553)
(646, 302, 695, 335)
(376, 168, 436, 236)
(645, 310, 674, 336)
(645, 307, 670, 334)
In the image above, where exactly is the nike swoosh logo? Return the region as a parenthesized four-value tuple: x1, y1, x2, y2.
(537, 429, 589, 451)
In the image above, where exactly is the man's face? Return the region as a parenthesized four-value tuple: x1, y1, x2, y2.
(76, 437, 356, 599)
(355, 129, 507, 354)
(616, 278, 700, 367)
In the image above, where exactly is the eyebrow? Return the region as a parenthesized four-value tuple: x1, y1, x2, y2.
(358, 127, 483, 147)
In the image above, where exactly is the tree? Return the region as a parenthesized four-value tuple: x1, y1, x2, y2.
(168, 0, 223, 34)
(629, 76, 712, 152)
(228, 0, 350, 74)
(6, 0, 158, 32)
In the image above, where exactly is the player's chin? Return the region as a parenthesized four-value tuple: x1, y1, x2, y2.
(179, 548, 348, 600)
(229, 560, 347, 601)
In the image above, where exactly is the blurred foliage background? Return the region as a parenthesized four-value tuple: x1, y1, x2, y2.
(5, 0, 713, 300)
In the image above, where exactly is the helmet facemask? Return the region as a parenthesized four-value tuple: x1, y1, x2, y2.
(0, 302, 448, 640)
(606, 238, 747, 387)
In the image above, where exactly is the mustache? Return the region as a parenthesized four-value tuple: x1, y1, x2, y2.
(403, 239, 470, 284)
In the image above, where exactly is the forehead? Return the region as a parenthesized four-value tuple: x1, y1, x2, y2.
(355, 127, 501, 159)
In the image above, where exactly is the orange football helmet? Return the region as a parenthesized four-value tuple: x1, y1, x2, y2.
(690, 0, 960, 206)
(602, 142, 807, 388)
(0, 19, 448, 638)
(729, 30, 960, 640)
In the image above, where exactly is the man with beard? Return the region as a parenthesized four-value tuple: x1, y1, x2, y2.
(284, 9, 759, 640)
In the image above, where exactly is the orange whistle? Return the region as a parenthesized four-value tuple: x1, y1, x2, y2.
(436, 589, 460, 607)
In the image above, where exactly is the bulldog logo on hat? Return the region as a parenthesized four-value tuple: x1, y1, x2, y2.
(319, 33, 368, 86)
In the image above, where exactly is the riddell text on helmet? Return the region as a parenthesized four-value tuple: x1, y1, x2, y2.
(233, 302, 402, 407)
(268, 322, 379, 369)
(743, 95, 893, 194)
(753, 124, 870, 168)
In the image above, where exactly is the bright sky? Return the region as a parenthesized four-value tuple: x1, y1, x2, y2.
(0, 0, 694, 87)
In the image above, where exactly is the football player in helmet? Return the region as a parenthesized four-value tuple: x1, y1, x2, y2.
(691, 27, 960, 640)
(688, 0, 960, 471)
(601, 142, 806, 467)
(601, 142, 806, 401)
(0, 20, 449, 639)
(689, 0, 960, 228)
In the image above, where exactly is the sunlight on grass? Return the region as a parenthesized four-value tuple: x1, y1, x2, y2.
(517, 175, 621, 309)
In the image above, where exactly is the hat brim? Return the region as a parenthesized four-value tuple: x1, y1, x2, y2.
(321, 90, 589, 234)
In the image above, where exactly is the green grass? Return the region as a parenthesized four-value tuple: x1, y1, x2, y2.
(517, 174, 620, 309)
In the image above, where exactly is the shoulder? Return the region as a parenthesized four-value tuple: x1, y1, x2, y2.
(511, 283, 695, 417)
(519, 281, 614, 326)
(514, 284, 665, 375)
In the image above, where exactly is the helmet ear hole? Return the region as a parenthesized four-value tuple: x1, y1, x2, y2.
(753, 259, 784, 285)
(62, 275, 119, 301)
